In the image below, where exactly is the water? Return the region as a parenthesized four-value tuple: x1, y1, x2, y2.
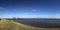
(12, 19, 60, 28)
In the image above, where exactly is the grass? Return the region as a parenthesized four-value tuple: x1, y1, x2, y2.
(0, 19, 60, 30)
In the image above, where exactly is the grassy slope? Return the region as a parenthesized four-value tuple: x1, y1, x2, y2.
(0, 19, 60, 30)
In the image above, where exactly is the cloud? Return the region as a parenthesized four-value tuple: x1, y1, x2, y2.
(32, 9, 36, 12)
(0, 7, 5, 10)
(55, 14, 60, 18)
(38, 14, 60, 18)
(50, 14, 60, 18)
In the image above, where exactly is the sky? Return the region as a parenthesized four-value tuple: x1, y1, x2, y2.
(0, 0, 60, 18)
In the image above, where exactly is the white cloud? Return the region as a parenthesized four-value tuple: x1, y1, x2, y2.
(0, 7, 5, 10)
(49, 14, 60, 18)
(32, 9, 36, 12)
(23, 13, 28, 14)
(38, 14, 60, 18)
(55, 14, 60, 18)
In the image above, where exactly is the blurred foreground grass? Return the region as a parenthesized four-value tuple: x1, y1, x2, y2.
(0, 19, 60, 30)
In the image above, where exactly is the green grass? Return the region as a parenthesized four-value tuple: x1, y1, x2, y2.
(0, 19, 60, 30)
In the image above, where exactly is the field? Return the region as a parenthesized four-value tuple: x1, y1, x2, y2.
(0, 19, 60, 30)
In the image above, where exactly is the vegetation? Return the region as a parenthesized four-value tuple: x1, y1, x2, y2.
(0, 19, 60, 30)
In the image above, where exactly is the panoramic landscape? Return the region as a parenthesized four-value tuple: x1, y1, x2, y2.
(0, 0, 60, 30)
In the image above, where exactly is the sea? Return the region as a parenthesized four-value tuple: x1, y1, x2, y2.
(12, 18, 60, 28)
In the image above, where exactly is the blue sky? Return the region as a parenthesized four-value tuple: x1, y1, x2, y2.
(0, 0, 60, 18)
